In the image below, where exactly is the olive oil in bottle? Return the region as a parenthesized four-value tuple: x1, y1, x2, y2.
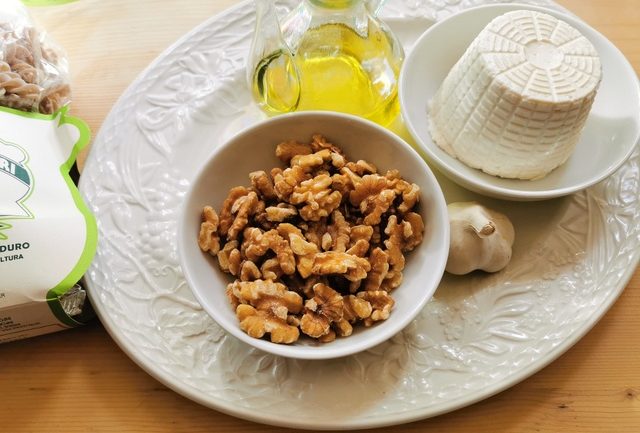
(294, 21, 401, 125)
(249, 0, 404, 126)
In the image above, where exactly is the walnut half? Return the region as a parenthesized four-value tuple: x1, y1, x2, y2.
(236, 304, 300, 344)
(300, 283, 344, 338)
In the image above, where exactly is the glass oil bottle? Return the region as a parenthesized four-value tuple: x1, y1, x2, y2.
(248, 0, 404, 126)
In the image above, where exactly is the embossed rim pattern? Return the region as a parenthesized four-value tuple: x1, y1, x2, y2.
(79, 0, 640, 429)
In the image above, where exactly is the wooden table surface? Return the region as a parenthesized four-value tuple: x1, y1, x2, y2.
(1, 0, 639, 431)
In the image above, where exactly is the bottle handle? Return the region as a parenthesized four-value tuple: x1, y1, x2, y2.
(247, 0, 301, 113)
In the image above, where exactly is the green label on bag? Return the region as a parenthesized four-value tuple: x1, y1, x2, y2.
(0, 105, 97, 334)
(0, 156, 30, 186)
(0, 140, 34, 227)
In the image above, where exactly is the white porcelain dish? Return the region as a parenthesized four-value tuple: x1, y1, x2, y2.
(178, 111, 449, 360)
(78, 0, 640, 429)
(400, 4, 640, 201)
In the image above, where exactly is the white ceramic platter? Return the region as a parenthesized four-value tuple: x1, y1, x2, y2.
(79, 0, 640, 429)
(400, 4, 640, 201)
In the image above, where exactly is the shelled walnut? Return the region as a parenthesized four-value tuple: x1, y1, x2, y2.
(197, 135, 425, 344)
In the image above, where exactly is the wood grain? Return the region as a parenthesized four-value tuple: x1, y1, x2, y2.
(1, 0, 638, 432)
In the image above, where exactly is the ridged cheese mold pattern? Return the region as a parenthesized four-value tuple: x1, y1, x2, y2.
(428, 10, 601, 180)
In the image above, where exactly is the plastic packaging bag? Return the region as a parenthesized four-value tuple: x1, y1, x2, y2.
(0, 0, 96, 343)
(0, 0, 70, 114)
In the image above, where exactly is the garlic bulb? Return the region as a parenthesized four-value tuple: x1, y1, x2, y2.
(446, 202, 515, 275)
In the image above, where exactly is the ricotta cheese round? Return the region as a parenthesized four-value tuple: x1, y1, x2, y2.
(428, 10, 602, 180)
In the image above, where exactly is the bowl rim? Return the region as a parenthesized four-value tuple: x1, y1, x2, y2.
(177, 110, 450, 360)
(399, 3, 640, 201)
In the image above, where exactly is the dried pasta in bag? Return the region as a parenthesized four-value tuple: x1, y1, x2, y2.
(0, 0, 70, 114)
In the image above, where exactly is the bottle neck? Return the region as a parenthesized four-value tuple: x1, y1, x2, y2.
(306, 0, 361, 10)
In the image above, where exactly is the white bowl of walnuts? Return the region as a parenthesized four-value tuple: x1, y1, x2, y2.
(178, 111, 449, 360)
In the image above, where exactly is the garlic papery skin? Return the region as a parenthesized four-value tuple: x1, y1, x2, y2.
(446, 202, 515, 275)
